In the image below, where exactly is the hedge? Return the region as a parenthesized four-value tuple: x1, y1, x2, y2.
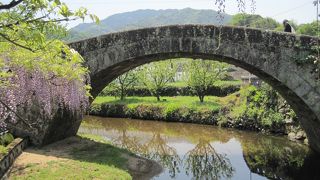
(99, 84, 241, 97)
(90, 103, 219, 125)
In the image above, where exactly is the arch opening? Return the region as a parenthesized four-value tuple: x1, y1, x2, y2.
(90, 54, 319, 152)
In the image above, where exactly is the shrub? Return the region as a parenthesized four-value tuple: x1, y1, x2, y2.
(89, 102, 219, 125)
(0, 133, 14, 146)
(217, 84, 295, 133)
(99, 83, 240, 97)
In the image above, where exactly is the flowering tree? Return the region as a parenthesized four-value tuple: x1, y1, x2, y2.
(0, 1, 97, 130)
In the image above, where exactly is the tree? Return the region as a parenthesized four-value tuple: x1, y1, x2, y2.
(106, 71, 138, 100)
(0, 0, 99, 85)
(297, 21, 320, 36)
(0, 0, 98, 51)
(0, 1, 98, 127)
(138, 61, 177, 101)
(230, 13, 280, 30)
(186, 60, 228, 103)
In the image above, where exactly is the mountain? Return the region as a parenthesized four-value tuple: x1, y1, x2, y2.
(66, 8, 232, 42)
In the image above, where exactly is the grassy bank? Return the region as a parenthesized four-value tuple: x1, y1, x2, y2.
(91, 96, 221, 124)
(9, 134, 161, 179)
(90, 85, 303, 137)
(94, 96, 221, 111)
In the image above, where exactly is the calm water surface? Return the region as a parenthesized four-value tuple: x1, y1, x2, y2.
(79, 116, 320, 180)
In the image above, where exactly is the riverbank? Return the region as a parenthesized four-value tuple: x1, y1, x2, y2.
(90, 89, 307, 143)
(91, 96, 220, 124)
(8, 134, 162, 179)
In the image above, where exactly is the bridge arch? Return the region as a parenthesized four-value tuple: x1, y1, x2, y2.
(69, 25, 320, 153)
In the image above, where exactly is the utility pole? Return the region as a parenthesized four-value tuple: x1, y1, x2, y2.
(313, 0, 320, 34)
(314, 0, 319, 36)
(314, 0, 319, 59)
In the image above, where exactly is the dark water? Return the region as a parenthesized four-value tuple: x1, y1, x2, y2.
(79, 116, 320, 180)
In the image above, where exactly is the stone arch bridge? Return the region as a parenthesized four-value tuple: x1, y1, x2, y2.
(68, 25, 320, 153)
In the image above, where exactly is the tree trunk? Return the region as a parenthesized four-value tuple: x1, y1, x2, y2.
(120, 88, 125, 100)
(199, 95, 204, 103)
(156, 94, 161, 101)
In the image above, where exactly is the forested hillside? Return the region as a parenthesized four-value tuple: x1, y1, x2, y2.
(65, 8, 232, 42)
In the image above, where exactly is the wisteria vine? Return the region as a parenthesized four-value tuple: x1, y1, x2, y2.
(214, 0, 256, 23)
(0, 66, 89, 129)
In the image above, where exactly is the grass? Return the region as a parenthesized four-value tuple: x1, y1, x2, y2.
(10, 134, 133, 180)
(0, 145, 7, 156)
(11, 160, 131, 180)
(93, 96, 222, 111)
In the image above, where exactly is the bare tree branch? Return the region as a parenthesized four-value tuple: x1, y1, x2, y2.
(0, 99, 33, 128)
(0, 0, 24, 10)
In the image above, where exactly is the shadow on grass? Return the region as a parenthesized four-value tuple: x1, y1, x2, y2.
(10, 135, 162, 180)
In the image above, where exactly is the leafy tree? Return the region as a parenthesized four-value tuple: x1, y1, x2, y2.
(0, 1, 98, 127)
(0, 0, 99, 84)
(186, 60, 228, 103)
(297, 21, 320, 36)
(230, 13, 280, 30)
(138, 61, 177, 101)
(105, 71, 138, 100)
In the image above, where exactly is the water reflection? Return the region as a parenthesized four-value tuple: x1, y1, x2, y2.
(142, 133, 181, 178)
(184, 138, 234, 179)
(79, 116, 320, 180)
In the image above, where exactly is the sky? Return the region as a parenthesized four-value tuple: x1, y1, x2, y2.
(1, 0, 318, 27)
(61, 0, 317, 28)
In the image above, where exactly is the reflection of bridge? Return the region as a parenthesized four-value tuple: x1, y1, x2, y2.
(69, 25, 320, 153)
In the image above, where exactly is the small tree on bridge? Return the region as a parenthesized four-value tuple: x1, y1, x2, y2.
(186, 60, 228, 103)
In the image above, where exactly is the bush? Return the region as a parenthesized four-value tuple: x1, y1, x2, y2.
(217, 84, 295, 133)
(99, 82, 240, 97)
(0, 133, 14, 146)
(89, 102, 218, 125)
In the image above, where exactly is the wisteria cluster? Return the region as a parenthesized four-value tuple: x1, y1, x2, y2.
(0, 66, 89, 128)
(214, 0, 256, 23)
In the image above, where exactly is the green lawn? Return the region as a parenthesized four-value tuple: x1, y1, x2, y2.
(93, 96, 222, 111)
(10, 134, 132, 180)
(11, 160, 131, 180)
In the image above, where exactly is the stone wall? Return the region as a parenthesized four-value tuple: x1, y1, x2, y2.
(6, 101, 83, 146)
(0, 138, 28, 178)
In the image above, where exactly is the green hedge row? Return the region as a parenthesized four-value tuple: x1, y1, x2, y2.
(99, 84, 240, 97)
(90, 103, 218, 125)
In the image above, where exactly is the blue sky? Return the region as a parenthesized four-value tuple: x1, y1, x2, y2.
(1, 0, 318, 27)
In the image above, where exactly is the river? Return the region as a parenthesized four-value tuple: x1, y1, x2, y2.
(79, 116, 320, 180)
